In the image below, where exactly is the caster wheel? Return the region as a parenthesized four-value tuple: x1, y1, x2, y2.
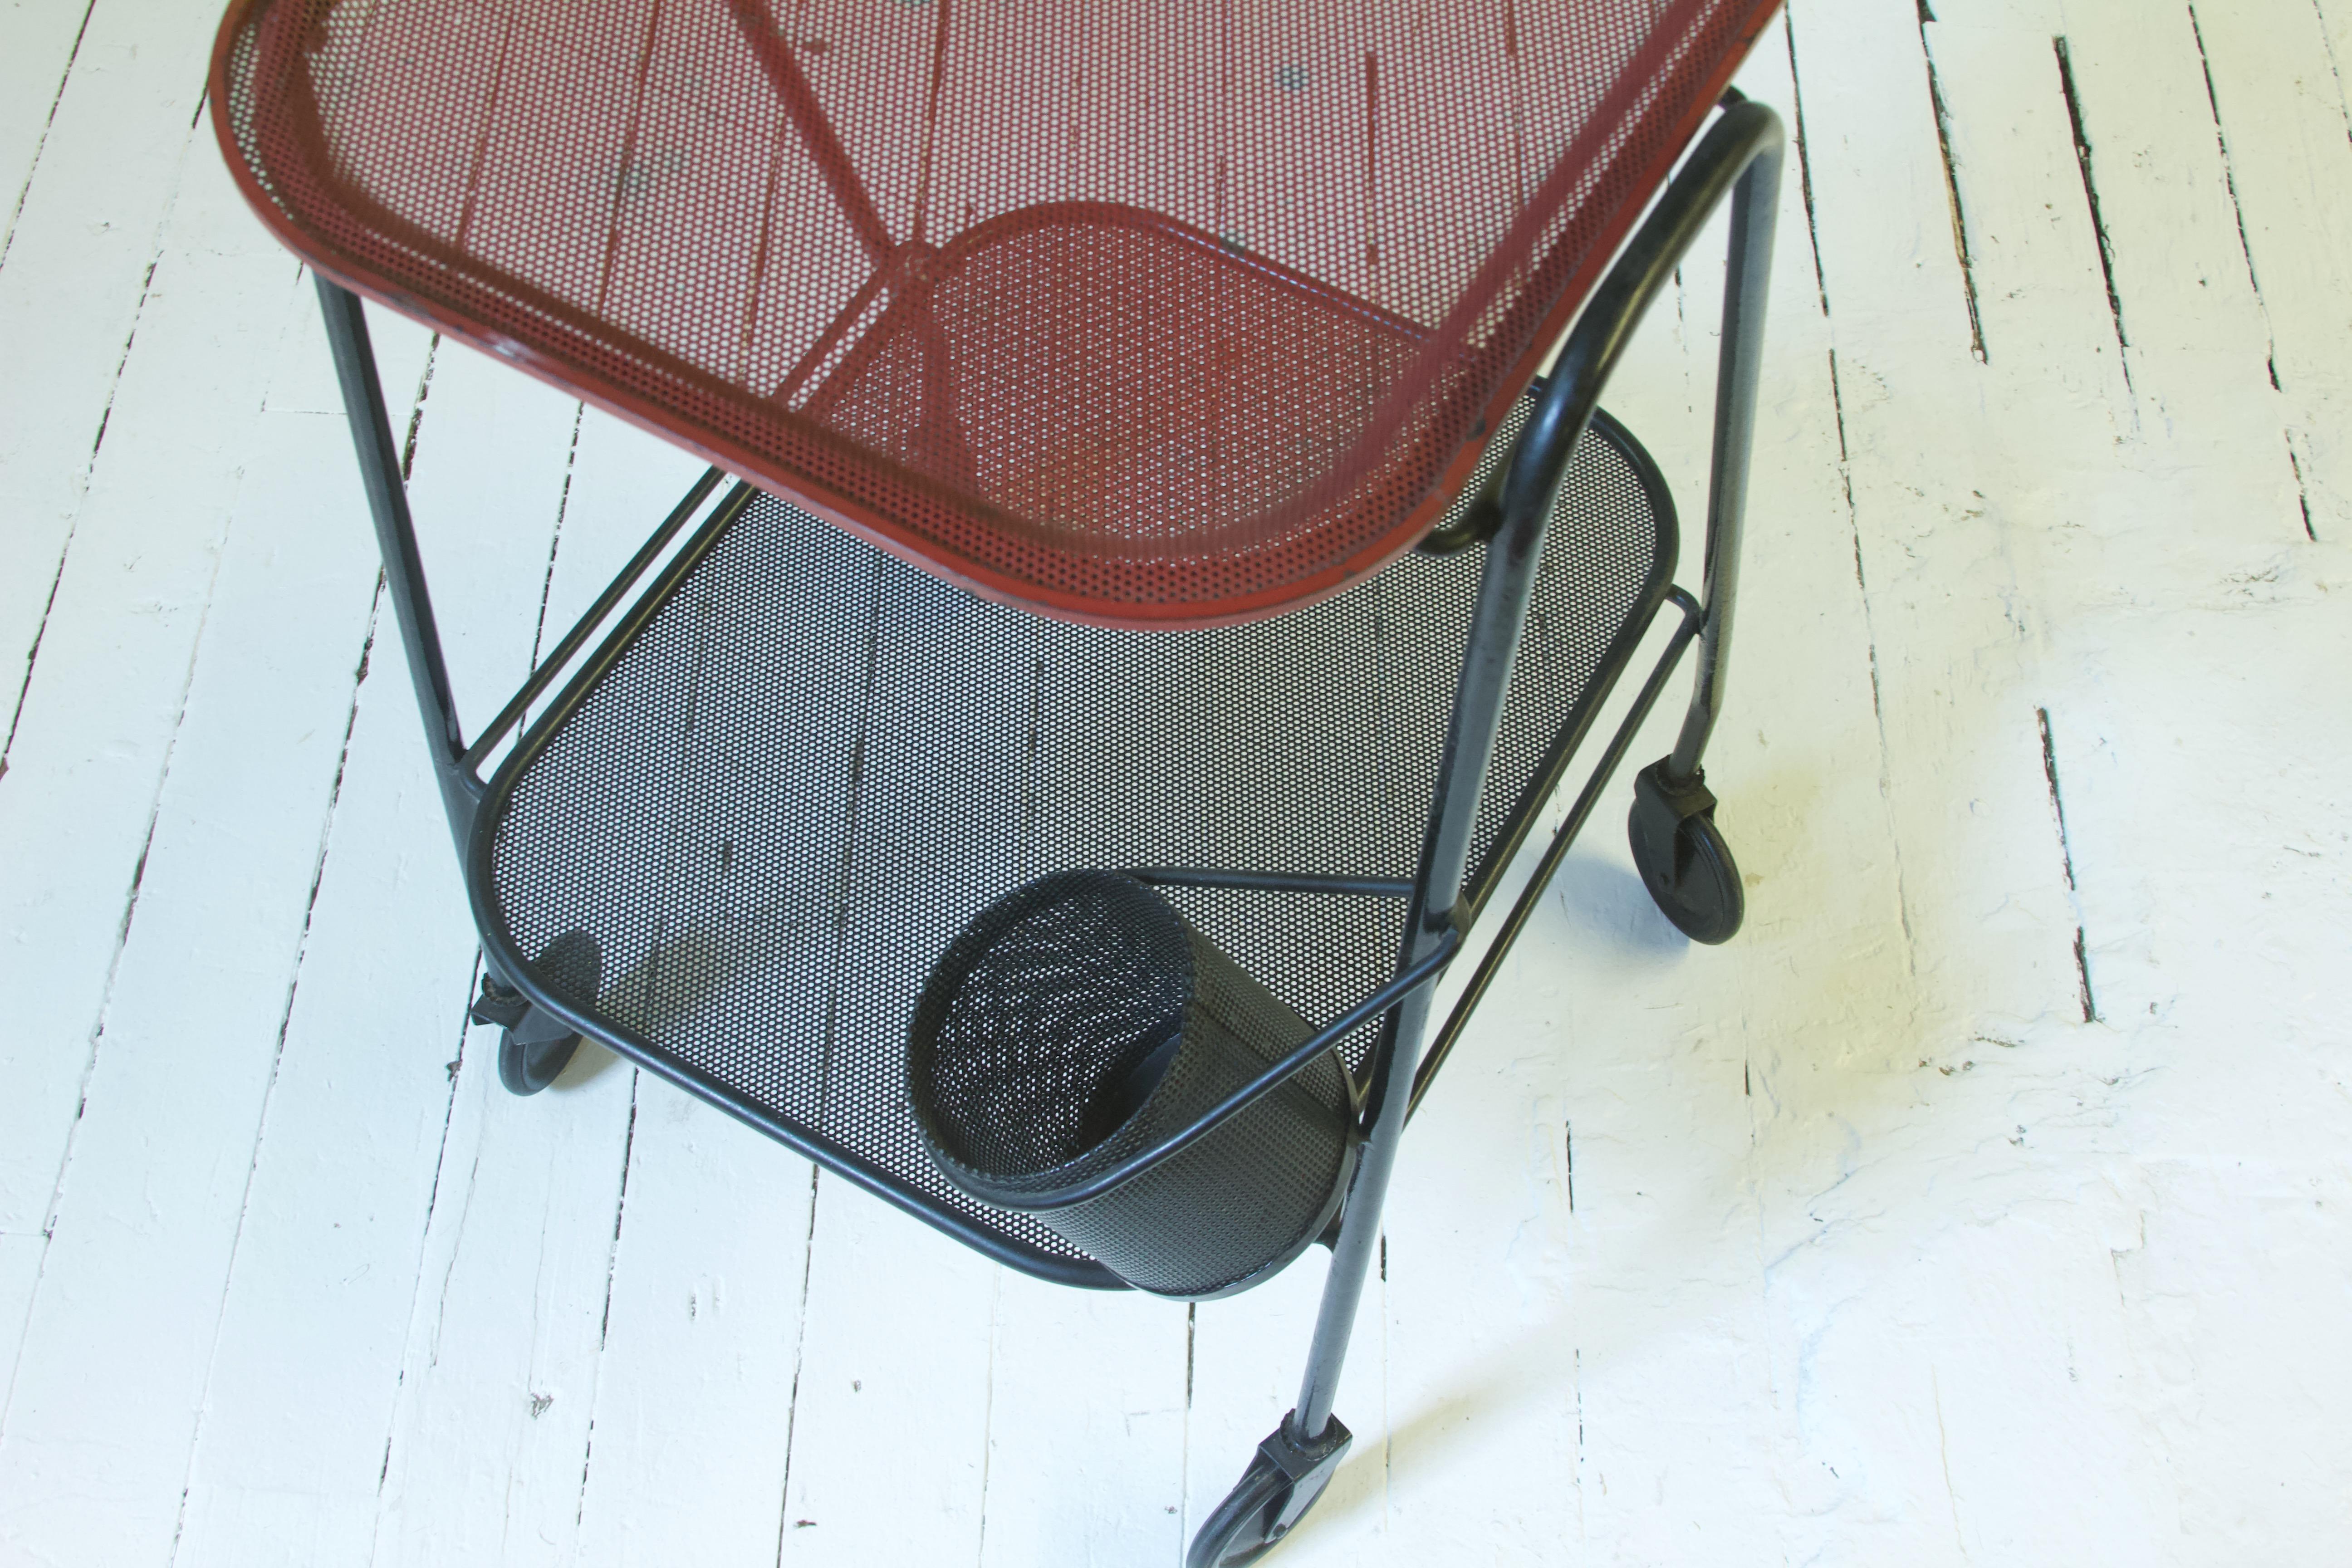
(1628, 759, 1744, 945)
(470, 931, 603, 1097)
(1187, 1414, 1350, 1568)
(497, 1013, 581, 1097)
(1188, 1454, 1294, 1568)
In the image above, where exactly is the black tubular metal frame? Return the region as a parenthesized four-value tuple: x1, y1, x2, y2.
(318, 88, 1783, 1547)
(1287, 97, 1783, 1446)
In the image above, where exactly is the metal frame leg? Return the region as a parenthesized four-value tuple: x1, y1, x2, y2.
(1667, 132, 1781, 782)
(1184, 485, 1561, 1568)
(1192, 98, 1787, 1566)
(1627, 126, 1781, 946)
(315, 277, 480, 860)
(1299, 95, 1788, 1449)
(317, 277, 585, 1077)
(1294, 482, 1555, 1440)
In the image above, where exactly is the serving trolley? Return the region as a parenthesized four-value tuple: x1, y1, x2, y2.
(210, 0, 1787, 1555)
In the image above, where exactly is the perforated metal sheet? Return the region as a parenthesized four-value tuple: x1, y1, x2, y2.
(907, 871, 1352, 1298)
(214, 0, 1772, 625)
(481, 409, 1672, 1279)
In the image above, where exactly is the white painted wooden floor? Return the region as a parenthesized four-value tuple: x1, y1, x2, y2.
(4, 0, 2350, 1562)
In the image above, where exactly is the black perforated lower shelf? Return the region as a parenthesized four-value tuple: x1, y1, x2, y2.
(472, 405, 1675, 1286)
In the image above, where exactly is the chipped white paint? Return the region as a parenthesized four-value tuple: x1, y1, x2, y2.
(3, 0, 2350, 1562)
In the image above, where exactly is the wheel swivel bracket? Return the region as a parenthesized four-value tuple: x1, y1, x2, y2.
(1260, 1411, 1353, 1539)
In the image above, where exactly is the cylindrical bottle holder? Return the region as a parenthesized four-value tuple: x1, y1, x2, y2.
(907, 871, 1356, 1299)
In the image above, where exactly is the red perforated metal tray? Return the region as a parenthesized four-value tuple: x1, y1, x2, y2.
(212, 0, 1777, 627)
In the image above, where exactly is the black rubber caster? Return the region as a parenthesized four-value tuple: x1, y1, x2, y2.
(468, 931, 603, 1096)
(1628, 759, 1744, 945)
(1188, 1413, 1351, 1568)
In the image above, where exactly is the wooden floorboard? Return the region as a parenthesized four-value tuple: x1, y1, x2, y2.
(2, 0, 2349, 1560)
(163, 578, 471, 1568)
(0, 0, 223, 732)
(2186, 0, 2352, 539)
(568, 1090, 816, 1568)
(0, 383, 392, 1567)
(0, 0, 95, 258)
(0, 140, 307, 1234)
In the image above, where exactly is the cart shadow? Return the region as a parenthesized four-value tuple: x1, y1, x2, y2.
(551, 1035, 626, 1088)
(1281, 1315, 1578, 1547)
(1524, 851, 1690, 962)
(550, 918, 782, 1091)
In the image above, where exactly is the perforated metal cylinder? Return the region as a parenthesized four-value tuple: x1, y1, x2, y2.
(907, 872, 1353, 1298)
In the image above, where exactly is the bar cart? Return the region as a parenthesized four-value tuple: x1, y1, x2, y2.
(209, 0, 1786, 1557)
